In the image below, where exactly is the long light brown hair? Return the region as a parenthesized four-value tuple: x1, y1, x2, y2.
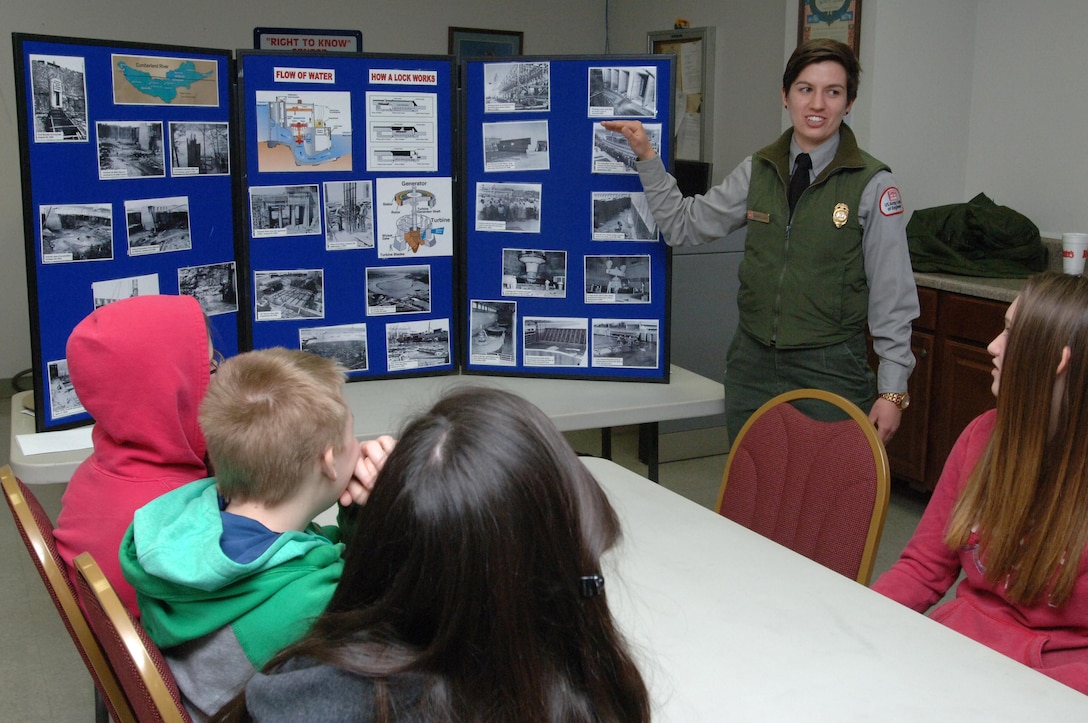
(946, 272, 1088, 605)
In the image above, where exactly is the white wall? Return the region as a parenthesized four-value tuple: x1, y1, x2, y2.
(855, 0, 977, 218)
(966, 0, 1088, 237)
(794, 0, 1086, 239)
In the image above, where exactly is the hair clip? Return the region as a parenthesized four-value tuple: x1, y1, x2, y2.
(579, 574, 605, 597)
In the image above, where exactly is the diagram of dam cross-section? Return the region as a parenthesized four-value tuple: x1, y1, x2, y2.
(255, 91, 352, 170)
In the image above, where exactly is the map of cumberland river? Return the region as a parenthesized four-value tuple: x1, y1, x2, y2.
(112, 54, 218, 106)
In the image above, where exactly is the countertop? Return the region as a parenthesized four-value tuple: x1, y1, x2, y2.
(913, 272, 1025, 303)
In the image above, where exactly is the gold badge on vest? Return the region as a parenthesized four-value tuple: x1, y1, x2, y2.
(833, 203, 849, 228)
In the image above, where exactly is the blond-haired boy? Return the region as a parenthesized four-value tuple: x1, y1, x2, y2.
(120, 347, 394, 719)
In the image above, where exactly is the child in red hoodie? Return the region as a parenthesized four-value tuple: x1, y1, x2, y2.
(55, 294, 213, 617)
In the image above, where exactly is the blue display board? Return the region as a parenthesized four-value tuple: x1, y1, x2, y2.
(461, 55, 673, 381)
(14, 34, 240, 432)
(237, 51, 457, 380)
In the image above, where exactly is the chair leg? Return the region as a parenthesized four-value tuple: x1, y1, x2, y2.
(94, 687, 108, 723)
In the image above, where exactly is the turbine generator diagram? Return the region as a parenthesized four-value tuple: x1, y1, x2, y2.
(393, 187, 437, 252)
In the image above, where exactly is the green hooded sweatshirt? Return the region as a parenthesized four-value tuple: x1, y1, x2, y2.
(120, 478, 345, 718)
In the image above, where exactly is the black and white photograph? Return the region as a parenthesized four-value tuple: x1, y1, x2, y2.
(125, 196, 192, 255)
(584, 255, 651, 303)
(324, 180, 375, 250)
(591, 319, 659, 368)
(484, 61, 550, 112)
(179, 261, 238, 316)
(469, 299, 516, 366)
(523, 316, 588, 367)
(91, 273, 160, 309)
(39, 203, 113, 263)
(249, 184, 322, 238)
(254, 269, 324, 320)
(366, 265, 431, 315)
(475, 182, 541, 233)
(483, 120, 550, 172)
(169, 121, 229, 176)
(47, 359, 84, 419)
(501, 249, 566, 298)
(300, 323, 369, 372)
(96, 120, 165, 179)
(588, 66, 658, 117)
(591, 192, 658, 241)
(592, 123, 661, 174)
(386, 319, 451, 371)
(29, 54, 88, 142)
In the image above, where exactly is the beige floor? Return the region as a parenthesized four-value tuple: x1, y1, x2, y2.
(0, 394, 933, 721)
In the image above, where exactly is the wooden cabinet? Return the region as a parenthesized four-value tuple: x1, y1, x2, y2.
(884, 288, 1008, 491)
(882, 286, 935, 484)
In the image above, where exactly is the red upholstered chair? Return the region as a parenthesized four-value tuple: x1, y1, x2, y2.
(74, 552, 193, 723)
(716, 389, 891, 585)
(1, 465, 136, 723)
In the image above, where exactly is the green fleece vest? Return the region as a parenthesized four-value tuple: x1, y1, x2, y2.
(739, 126, 889, 348)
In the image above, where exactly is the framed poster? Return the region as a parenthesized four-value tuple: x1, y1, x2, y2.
(236, 51, 457, 380)
(13, 34, 240, 432)
(448, 27, 523, 62)
(460, 55, 673, 382)
(797, 0, 862, 55)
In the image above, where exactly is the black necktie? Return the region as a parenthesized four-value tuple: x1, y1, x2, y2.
(788, 153, 812, 215)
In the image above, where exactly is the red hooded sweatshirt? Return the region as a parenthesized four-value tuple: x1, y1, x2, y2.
(55, 294, 211, 617)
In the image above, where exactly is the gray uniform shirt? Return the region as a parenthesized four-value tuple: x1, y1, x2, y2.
(636, 133, 918, 393)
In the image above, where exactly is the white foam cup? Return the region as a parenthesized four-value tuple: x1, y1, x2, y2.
(1061, 233, 1088, 275)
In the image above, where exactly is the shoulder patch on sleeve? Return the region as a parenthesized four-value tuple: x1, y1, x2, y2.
(880, 187, 903, 216)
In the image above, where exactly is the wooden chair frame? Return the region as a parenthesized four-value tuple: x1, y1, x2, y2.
(1, 465, 136, 723)
(74, 551, 192, 723)
(716, 389, 891, 585)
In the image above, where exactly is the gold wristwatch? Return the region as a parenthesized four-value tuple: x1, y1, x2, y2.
(880, 392, 910, 410)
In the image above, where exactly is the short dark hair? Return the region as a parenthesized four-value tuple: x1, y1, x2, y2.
(783, 38, 861, 102)
(229, 387, 651, 722)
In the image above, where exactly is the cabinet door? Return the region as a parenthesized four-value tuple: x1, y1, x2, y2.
(886, 330, 934, 487)
(928, 338, 998, 488)
(926, 293, 1007, 489)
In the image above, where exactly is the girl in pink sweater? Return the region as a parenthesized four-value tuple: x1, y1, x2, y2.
(873, 271, 1088, 694)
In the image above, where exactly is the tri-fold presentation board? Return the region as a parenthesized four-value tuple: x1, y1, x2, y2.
(14, 33, 674, 432)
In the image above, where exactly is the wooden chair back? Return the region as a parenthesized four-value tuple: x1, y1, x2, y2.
(74, 551, 192, 723)
(717, 389, 891, 585)
(1, 465, 135, 723)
